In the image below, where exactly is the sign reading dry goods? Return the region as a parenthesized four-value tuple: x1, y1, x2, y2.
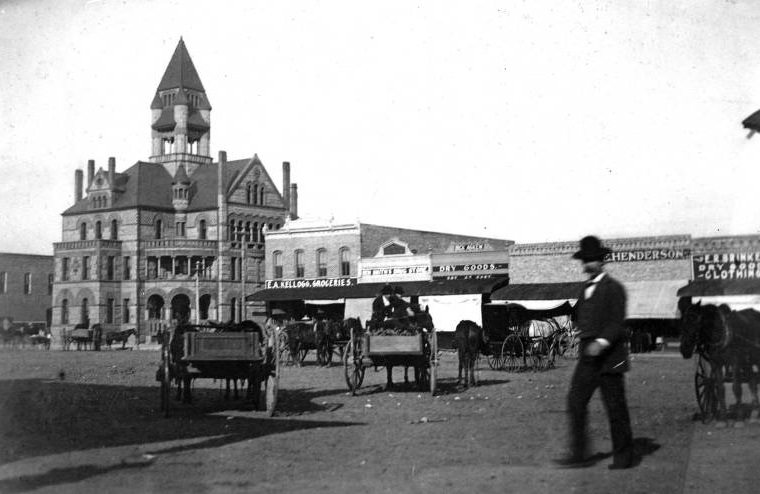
(605, 249, 690, 263)
(693, 253, 760, 280)
(433, 263, 508, 273)
(264, 278, 357, 289)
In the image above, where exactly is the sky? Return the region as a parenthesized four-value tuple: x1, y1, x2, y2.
(2, 0, 760, 255)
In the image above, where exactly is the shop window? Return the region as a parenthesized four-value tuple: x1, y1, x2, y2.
(273, 251, 283, 279)
(295, 250, 304, 278)
(340, 248, 351, 277)
(316, 249, 327, 277)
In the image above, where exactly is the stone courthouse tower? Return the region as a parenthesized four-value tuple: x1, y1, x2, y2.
(51, 38, 297, 347)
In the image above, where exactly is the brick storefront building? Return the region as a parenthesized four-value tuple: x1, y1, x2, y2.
(50, 39, 296, 347)
(0, 253, 54, 330)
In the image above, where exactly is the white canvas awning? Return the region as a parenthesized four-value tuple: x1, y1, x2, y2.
(419, 294, 483, 332)
(625, 280, 687, 319)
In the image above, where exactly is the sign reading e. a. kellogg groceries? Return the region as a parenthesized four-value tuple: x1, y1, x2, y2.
(693, 252, 760, 280)
(264, 277, 357, 289)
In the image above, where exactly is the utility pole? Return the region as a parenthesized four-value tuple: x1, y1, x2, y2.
(239, 225, 247, 323)
(194, 260, 200, 324)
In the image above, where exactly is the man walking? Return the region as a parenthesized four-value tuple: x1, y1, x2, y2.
(556, 235, 634, 469)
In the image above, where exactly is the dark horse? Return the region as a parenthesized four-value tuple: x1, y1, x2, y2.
(283, 320, 330, 366)
(454, 320, 488, 388)
(105, 327, 136, 349)
(679, 299, 760, 425)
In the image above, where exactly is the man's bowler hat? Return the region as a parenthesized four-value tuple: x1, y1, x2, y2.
(381, 284, 393, 295)
(572, 235, 612, 262)
(393, 286, 404, 296)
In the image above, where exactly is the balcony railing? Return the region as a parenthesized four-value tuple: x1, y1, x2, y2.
(54, 239, 122, 251)
(143, 239, 218, 250)
(148, 153, 212, 166)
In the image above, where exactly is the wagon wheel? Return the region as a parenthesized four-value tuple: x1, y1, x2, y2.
(429, 330, 437, 396)
(344, 337, 365, 395)
(695, 354, 718, 424)
(264, 329, 281, 417)
(531, 337, 551, 371)
(502, 334, 524, 372)
(564, 331, 580, 360)
(159, 340, 171, 418)
(486, 344, 503, 370)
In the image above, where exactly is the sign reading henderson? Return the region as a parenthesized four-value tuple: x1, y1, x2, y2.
(693, 253, 760, 280)
(264, 277, 358, 289)
(605, 248, 690, 262)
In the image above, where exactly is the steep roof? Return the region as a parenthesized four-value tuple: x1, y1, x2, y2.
(156, 38, 205, 92)
(62, 158, 253, 215)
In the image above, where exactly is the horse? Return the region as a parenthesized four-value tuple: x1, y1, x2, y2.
(105, 327, 135, 349)
(333, 317, 362, 362)
(679, 299, 760, 426)
(455, 320, 487, 388)
(283, 320, 330, 366)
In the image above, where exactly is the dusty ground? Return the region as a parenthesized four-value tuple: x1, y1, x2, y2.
(0, 346, 757, 493)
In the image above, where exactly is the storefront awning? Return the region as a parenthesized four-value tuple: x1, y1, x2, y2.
(626, 280, 687, 319)
(490, 282, 583, 301)
(677, 279, 760, 297)
(248, 276, 510, 302)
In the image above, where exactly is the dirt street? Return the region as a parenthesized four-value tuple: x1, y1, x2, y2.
(0, 347, 757, 493)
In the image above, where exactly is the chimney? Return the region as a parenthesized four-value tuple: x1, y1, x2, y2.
(87, 159, 95, 186)
(290, 183, 298, 220)
(108, 157, 115, 186)
(282, 161, 291, 209)
(218, 150, 227, 195)
(75, 169, 83, 202)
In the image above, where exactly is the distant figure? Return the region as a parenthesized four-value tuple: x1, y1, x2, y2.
(555, 236, 634, 470)
(370, 285, 395, 328)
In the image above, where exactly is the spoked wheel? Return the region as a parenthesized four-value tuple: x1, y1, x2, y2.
(486, 345, 503, 370)
(502, 334, 524, 372)
(159, 342, 171, 418)
(429, 330, 437, 396)
(564, 332, 580, 360)
(344, 338, 365, 395)
(695, 354, 718, 424)
(531, 337, 551, 371)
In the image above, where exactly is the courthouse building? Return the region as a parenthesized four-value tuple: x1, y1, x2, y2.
(50, 39, 296, 346)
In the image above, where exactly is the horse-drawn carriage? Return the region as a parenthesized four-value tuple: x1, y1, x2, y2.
(679, 299, 760, 425)
(343, 312, 438, 395)
(157, 320, 281, 418)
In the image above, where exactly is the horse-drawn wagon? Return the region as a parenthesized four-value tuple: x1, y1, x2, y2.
(343, 312, 438, 395)
(157, 320, 281, 418)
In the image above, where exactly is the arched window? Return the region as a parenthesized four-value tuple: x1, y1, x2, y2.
(340, 247, 351, 277)
(246, 183, 252, 204)
(253, 184, 258, 205)
(81, 298, 89, 325)
(229, 219, 235, 241)
(95, 221, 102, 240)
(273, 251, 283, 279)
(110, 219, 118, 240)
(259, 186, 265, 205)
(199, 219, 207, 240)
(230, 297, 237, 322)
(245, 221, 251, 242)
(155, 219, 162, 239)
(253, 222, 259, 242)
(61, 299, 69, 324)
(316, 249, 327, 277)
(80, 223, 87, 241)
(295, 250, 305, 278)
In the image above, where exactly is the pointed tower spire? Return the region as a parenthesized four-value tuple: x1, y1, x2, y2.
(149, 38, 212, 173)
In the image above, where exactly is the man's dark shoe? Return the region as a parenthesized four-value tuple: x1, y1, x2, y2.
(607, 461, 634, 470)
(553, 456, 595, 468)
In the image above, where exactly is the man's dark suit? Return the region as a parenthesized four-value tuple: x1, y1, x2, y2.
(568, 273, 633, 467)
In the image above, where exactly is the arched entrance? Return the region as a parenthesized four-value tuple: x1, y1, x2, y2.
(146, 295, 166, 344)
(171, 294, 191, 324)
(147, 295, 165, 319)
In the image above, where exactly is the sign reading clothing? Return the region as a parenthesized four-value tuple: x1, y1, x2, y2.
(264, 278, 357, 289)
(693, 253, 760, 280)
